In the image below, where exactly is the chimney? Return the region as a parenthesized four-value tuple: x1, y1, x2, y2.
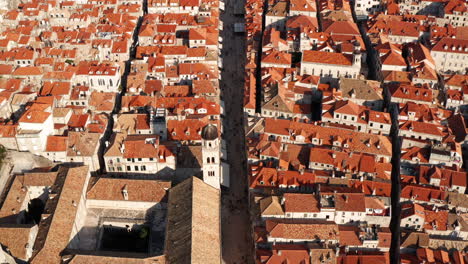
(122, 185, 129, 201)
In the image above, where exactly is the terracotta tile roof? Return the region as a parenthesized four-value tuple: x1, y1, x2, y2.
(262, 50, 292, 66)
(0, 225, 36, 260)
(401, 203, 425, 220)
(267, 1, 288, 17)
(302, 50, 353, 65)
(401, 146, 430, 163)
(178, 63, 218, 79)
(45, 136, 67, 152)
(424, 208, 449, 231)
(283, 193, 320, 212)
(34, 57, 55, 66)
(162, 85, 190, 97)
(401, 184, 446, 202)
(389, 84, 433, 103)
(444, 0, 467, 15)
(418, 165, 467, 190)
(334, 193, 366, 212)
(18, 110, 51, 124)
(445, 74, 468, 88)
(167, 119, 220, 141)
(111, 40, 128, 53)
(153, 97, 220, 116)
(400, 231, 430, 249)
(407, 42, 435, 66)
(144, 79, 163, 95)
(337, 252, 389, 264)
(87, 178, 170, 202)
(67, 113, 89, 128)
(266, 219, 339, 241)
(87, 114, 108, 134)
(432, 37, 468, 54)
(378, 230, 392, 248)
(339, 78, 383, 100)
(0, 176, 28, 221)
(349, 180, 392, 197)
(186, 47, 206, 58)
(68, 86, 89, 101)
(122, 135, 159, 158)
(380, 50, 407, 66)
(67, 131, 100, 157)
(259, 196, 284, 216)
(398, 102, 451, 123)
(113, 113, 150, 134)
(309, 147, 383, 174)
(264, 118, 392, 157)
(21, 172, 58, 187)
(189, 28, 206, 40)
(368, 20, 422, 37)
(40, 82, 70, 96)
(297, 74, 321, 85)
(0, 124, 17, 137)
(447, 114, 467, 143)
(12, 66, 42, 76)
(4, 10, 20, 20)
(290, 0, 316, 12)
(286, 15, 318, 30)
(264, 245, 311, 264)
(339, 225, 362, 246)
(0, 78, 22, 91)
(192, 80, 217, 95)
(76, 63, 119, 76)
(89, 91, 116, 112)
(322, 20, 360, 36)
(0, 64, 13, 75)
(30, 166, 89, 264)
(164, 177, 221, 264)
(318, 0, 351, 13)
(105, 134, 175, 161)
(399, 120, 445, 137)
(413, 63, 437, 81)
(382, 70, 412, 83)
(121, 95, 152, 109)
(249, 165, 322, 189)
(365, 197, 386, 210)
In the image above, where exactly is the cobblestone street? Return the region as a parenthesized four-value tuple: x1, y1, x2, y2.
(219, 0, 254, 263)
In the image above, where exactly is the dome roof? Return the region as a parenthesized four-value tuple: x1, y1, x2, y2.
(201, 124, 218, 140)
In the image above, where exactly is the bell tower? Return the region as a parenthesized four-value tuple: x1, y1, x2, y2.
(201, 124, 221, 189)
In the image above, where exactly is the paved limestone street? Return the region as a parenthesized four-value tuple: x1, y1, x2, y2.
(219, 0, 254, 263)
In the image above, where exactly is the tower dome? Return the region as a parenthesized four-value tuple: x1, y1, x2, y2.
(201, 124, 218, 140)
